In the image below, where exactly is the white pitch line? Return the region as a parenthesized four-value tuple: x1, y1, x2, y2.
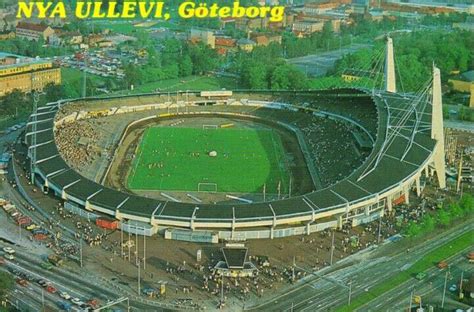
(225, 195, 253, 204)
(186, 194, 202, 203)
(160, 193, 180, 202)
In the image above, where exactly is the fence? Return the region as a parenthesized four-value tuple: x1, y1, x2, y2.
(121, 221, 155, 236)
(64, 202, 99, 221)
(217, 220, 338, 241)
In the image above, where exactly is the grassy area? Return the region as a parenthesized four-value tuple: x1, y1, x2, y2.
(125, 75, 239, 94)
(62, 67, 109, 86)
(336, 229, 474, 312)
(128, 127, 290, 193)
(61, 67, 120, 98)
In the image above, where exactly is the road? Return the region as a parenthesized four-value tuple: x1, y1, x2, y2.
(361, 252, 473, 311)
(445, 120, 474, 133)
(287, 44, 373, 77)
(0, 241, 175, 311)
(246, 222, 472, 312)
(1, 244, 130, 311)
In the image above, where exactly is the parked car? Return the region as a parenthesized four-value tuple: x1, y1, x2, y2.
(41, 262, 53, 270)
(3, 247, 15, 254)
(46, 285, 57, 293)
(60, 291, 72, 300)
(71, 298, 84, 306)
(449, 284, 457, 292)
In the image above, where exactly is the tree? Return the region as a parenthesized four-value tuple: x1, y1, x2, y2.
(44, 83, 64, 103)
(448, 202, 464, 219)
(437, 209, 451, 227)
(179, 55, 193, 77)
(123, 63, 142, 89)
(189, 43, 219, 74)
(405, 221, 421, 237)
(245, 62, 267, 89)
(459, 194, 474, 215)
(0, 272, 14, 297)
(420, 215, 435, 233)
(271, 65, 291, 90)
(288, 67, 309, 90)
(0, 90, 29, 117)
(321, 21, 334, 41)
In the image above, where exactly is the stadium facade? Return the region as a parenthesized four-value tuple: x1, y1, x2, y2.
(22, 39, 447, 242)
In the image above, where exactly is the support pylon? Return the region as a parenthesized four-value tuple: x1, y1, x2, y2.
(384, 36, 396, 93)
(431, 64, 446, 189)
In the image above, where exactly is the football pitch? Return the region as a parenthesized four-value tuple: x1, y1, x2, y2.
(127, 126, 290, 194)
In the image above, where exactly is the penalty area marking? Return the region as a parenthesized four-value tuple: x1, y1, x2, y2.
(198, 182, 218, 192)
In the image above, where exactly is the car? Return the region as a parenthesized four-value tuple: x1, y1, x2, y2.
(46, 285, 57, 293)
(415, 272, 426, 280)
(4, 254, 15, 261)
(24, 274, 34, 281)
(86, 299, 99, 309)
(41, 262, 53, 270)
(37, 279, 48, 287)
(16, 279, 28, 287)
(26, 224, 38, 231)
(71, 298, 85, 306)
(3, 247, 15, 254)
(449, 284, 457, 292)
(60, 291, 72, 300)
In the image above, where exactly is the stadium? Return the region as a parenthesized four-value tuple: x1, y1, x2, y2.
(22, 39, 446, 242)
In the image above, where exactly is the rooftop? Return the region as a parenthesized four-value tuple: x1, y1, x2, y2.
(27, 89, 436, 222)
(0, 52, 51, 70)
(16, 22, 51, 32)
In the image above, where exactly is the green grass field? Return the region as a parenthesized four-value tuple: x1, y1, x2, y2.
(127, 126, 290, 193)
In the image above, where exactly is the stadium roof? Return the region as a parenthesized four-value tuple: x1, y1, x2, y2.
(28, 89, 436, 222)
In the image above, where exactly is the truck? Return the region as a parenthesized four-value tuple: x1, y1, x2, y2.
(26, 224, 39, 231)
(17, 216, 32, 226)
(57, 301, 72, 311)
(40, 261, 53, 270)
(41, 254, 63, 266)
(468, 251, 474, 263)
(45, 254, 63, 266)
(2, 204, 15, 213)
(86, 298, 100, 309)
(32, 228, 48, 235)
(437, 261, 448, 269)
(33, 233, 48, 240)
(142, 287, 156, 297)
(96, 218, 119, 230)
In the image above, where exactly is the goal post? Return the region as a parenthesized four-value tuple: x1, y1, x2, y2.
(202, 124, 218, 129)
(198, 183, 218, 192)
